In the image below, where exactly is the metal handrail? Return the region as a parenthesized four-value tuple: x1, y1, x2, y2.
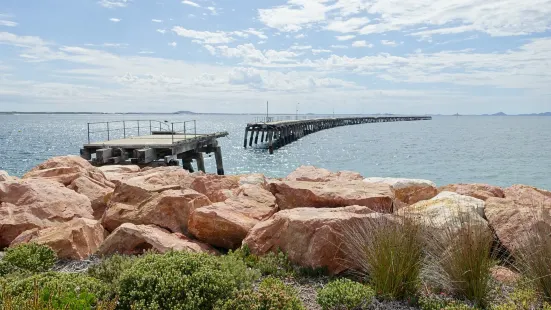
(86, 120, 198, 144)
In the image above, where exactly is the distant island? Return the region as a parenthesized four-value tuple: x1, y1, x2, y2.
(479, 112, 551, 116)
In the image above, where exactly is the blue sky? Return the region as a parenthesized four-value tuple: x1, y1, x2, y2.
(0, 0, 550, 114)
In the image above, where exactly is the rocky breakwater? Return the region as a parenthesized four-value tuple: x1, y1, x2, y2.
(1, 161, 550, 275)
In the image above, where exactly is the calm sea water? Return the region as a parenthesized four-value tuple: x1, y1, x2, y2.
(0, 114, 550, 190)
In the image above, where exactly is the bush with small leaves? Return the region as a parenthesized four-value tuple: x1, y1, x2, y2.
(217, 277, 305, 310)
(1, 272, 110, 309)
(0, 260, 18, 277)
(3, 243, 57, 273)
(117, 251, 260, 310)
(88, 254, 136, 287)
(419, 297, 476, 310)
(317, 278, 375, 310)
(230, 246, 295, 277)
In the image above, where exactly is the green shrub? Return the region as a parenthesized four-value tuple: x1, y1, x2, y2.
(230, 246, 295, 277)
(425, 216, 495, 308)
(3, 243, 57, 273)
(117, 250, 259, 310)
(317, 278, 375, 310)
(88, 254, 136, 287)
(514, 219, 551, 302)
(1, 272, 110, 309)
(342, 216, 424, 300)
(217, 277, 305, 310)
(419, 296, 476, 310)
(491, 284, 539, 310)
(0, 260, 18, 277)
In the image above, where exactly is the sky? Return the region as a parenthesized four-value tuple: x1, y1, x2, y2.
(0, 0, 550, 114)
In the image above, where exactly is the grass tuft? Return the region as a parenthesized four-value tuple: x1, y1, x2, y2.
(341, 216, 424, 300)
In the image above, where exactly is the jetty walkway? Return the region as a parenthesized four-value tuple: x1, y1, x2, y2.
(80, 120, 228, 175)
(244, 116, 432, 154)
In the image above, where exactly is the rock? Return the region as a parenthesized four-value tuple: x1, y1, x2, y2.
(121, 167, 193, 192)
(485, 185, 551, 252)
(23, 156, 111, 187)
(269, 180, 394, 212)
(97, 165, 141, 185)
(68, 176, 114, 219)
(364, 177, 437, 206)
(103, 187, 211, 233)
(396, 191, 488, 234)
(285, 166, 363, 182)
(189, 184, 277, 249)
(490, 266, 520, 284)
(239, 174, 268, 188)
(438, 183, 505, 201)
(190, 175, 240, 202)
(0, 179, 93, 247)
(97, 223, 217, 255)
(243, 206, 393, 274)
(0, 171, 17, 182)
(10, 218, 106, 260)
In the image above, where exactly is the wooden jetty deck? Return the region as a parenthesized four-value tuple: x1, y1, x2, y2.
(244, 116, 432, 154)
(81, 120, 228, 175)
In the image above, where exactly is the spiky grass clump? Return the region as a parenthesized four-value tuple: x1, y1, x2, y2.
(424, 216, 495, 308)
(342, 216, 424, 300)
(514, 218, 551, 302)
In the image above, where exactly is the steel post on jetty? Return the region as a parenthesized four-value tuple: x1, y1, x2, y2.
(244, 116, 432, 154)
(81, 120, 228, 175)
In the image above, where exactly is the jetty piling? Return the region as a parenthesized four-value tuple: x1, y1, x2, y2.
(245, 116, 432, 153)
(81, 120, 228, 175)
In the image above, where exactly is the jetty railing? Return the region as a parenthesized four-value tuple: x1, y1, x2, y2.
(86, 120, 198, 144)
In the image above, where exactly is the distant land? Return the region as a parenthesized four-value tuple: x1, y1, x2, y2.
(0, 111, 550, 116)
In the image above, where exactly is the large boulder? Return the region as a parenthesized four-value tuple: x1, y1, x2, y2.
(396, 191, 488, 234)
(485, 185, 551, 252)
(243, 206, 393, 274)
(190, 175, 241, 202)
(285, 166, 363, 182)
(0, 179, 93, 247)
(23, 156, 110, 186)
(364, 177, 437, 206)
(0, 171, 17, 182)
(102, 187, 211, 233)
(118, 167, 193, 192)
(97, 165, 141, 185)
(189, 184, 277, 249)
(22, 156, 115, 218)
(97, 223, 217, 255)
(10, 218, 106, 260)
(269, 180, 394, 212)
(438, 183, 505, 201)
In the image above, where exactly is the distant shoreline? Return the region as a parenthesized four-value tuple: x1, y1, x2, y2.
(0, 111, 550, 116)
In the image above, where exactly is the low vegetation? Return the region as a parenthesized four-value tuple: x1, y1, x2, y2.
(1, 213, 549, 310)
(317, 278, 374, 310)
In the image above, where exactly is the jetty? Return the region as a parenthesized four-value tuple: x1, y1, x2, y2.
(244, 116, 432, 154)
(80, 120, 228, 175)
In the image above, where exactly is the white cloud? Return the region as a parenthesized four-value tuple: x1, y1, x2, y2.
(172, 26, 233, 44)
(138, 50, 155, 54)
(330, 44, 348, 49)
(326, 17, 370, 33)
(98, 0, 130, 8)
(243, 28, 267, 39)
(109, 18, 121, 23)
(381, 40, 398, 46)
(351, 40, 373, 47)
(207, 7, 218, 15)
(291, 45, 312, 50)
(182, 0, 200, 7)
(258, 0, 330, 32)
(169, 42, 177, 47)
(0, 20, 17, 27)
(151, 19, 163, 23)
(295, 33, 306, 39)
(211, 43, 300, 65)
(336, 35, 355, 41)
(157, 29, 166, 34)
(312, 49, 331, 54)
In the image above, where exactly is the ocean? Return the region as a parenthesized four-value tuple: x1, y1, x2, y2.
(1, 114, 550, 190)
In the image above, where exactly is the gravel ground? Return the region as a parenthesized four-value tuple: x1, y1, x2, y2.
(52, 255, 101, 273)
